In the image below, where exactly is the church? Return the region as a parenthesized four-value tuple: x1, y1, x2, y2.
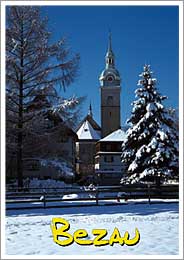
(75, 34, 127, 185)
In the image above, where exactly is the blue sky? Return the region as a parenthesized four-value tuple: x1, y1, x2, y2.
(41, 5, 179, 126)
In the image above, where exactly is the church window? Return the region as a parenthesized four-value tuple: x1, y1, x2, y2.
(107, 96, 113, 106)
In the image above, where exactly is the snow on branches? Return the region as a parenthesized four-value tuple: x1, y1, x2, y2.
(6, 6, 82, 187)
(40, 158, 74, 179)
(121, 65, 179, 185)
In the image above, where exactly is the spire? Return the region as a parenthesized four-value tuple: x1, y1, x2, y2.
(88, 102, 93, 117)
(99, 31, 121, 86)
(108, 30, 112, 53)
(106, 30, 115, 69)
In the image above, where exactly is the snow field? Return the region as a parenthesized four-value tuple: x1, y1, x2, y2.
(6, 202, 179, 256)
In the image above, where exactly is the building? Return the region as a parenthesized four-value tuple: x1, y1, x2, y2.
(75, 105, 101, 183)
(95, 128, 127, 185)
(100, 33, 121, 137)
(76, 33, 126, 185)
(24, 121, 78, 180)
(6, 97, 78, 181)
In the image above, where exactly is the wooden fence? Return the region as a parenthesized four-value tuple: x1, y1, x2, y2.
(6, 184, 179, 210)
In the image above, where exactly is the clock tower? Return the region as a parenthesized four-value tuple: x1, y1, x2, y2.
(99, 33, 121, 137)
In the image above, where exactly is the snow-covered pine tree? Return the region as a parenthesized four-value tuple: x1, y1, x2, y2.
(121, 65, 179, 185)
(6, 6, 82, 188)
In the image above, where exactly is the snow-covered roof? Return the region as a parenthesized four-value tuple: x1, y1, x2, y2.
(76, 120, 101, 140)
(75, 114, 101, 132)
(100, 128, 127, 142)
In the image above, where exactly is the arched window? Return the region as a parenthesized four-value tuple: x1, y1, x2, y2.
(107, 96, 113, 106)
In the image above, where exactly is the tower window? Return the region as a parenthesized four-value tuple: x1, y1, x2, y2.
(107, 96, 113, 106)
(109, 58, 113, 64)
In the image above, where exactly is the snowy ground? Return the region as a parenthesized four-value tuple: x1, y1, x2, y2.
(5, 202, 179, 256)
(8, 178, 77, 192)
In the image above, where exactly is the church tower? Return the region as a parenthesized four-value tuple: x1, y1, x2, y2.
(99, 33, 121, 137)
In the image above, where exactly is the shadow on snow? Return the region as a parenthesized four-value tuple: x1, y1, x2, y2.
(6, 201, 179, 217)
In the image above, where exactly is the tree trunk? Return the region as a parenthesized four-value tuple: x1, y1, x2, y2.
(17, 129, 23, 188)
(17, 75, 23, 189)
(17, 20, 24, 189)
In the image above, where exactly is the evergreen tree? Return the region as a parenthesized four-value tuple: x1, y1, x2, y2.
(121, 65, 179, 185)
(6, 6, 81, 188)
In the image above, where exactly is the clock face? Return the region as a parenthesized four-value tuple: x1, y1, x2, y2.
(107, 75, 114, 82)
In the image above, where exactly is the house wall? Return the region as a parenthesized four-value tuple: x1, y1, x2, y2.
(96, 142, 121, 153)
(76, 141, 96, 179)
(94, 140, 126, 185)
(95, 152, 123, 172)
(60, 138, 76, 166)
(6, 135, 77, 181)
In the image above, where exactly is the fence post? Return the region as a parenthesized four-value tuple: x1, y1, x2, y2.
(43, 192, 46, 209)
(148, 184, 151, 204)
(96, 187, 99, 206)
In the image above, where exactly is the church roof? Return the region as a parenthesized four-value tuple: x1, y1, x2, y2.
(99, 128, 127, 142)
(75, 113, 101, 132)
(76, 120, 101, 140)
(99, 67, 120, 81)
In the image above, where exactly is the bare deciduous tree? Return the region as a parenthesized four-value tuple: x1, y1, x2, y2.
(6, 6, 81, 188)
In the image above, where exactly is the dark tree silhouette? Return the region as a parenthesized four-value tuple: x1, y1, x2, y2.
(6, 6, 81, 188)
